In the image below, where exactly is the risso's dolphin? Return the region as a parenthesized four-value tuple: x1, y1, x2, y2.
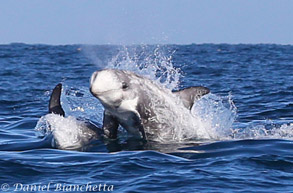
(47, 83, 103, 150)
(90, 69, 210, 141)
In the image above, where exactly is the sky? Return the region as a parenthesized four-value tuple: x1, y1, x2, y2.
(0, 0, 292, 45)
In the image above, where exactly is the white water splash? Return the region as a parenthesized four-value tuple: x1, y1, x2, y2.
(104, 46, 237, 141)
(35, 114, 99, 150)
(231, 122, 293, 140)
(68, 45, 238, 142)
(190, 93, 237, 140)
(88, 45, 181, 90)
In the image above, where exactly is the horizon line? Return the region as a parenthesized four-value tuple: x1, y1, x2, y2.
(2, 42, 293, 46)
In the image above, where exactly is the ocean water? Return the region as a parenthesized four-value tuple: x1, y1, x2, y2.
(0, 43, 292, 192)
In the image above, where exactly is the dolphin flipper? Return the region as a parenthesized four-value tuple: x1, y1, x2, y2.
(103, 111, 119, 139)
(49, 83, 65, 116)
(173, 86, 210, 110)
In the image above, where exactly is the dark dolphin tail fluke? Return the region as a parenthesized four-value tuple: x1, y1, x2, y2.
(49, 83, 65, 116)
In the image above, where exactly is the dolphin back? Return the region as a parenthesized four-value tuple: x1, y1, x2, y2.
(49, 83, 65, 116)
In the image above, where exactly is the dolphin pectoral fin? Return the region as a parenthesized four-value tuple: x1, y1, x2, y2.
(173, 86, 210, 110)
(133, 116, 147, 141)
(103, 111, 119, 139)
(138, 124, 147, 141)
(49, 83, 65, 116)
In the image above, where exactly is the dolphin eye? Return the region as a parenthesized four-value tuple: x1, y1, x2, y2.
(122, 82, 128, 90)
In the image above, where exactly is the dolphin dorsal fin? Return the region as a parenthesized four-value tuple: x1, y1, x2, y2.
(173, 86, 210, 110)
(49, 83, 65, 116)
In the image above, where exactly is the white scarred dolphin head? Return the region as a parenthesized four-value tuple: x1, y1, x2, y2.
(90, 69, 139, 111)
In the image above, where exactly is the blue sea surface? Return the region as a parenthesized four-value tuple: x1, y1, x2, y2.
(0, 44, 292, 192)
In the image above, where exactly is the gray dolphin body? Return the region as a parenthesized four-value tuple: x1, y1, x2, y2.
(48, 83, 103, 150)
(90, 69, 210, 141)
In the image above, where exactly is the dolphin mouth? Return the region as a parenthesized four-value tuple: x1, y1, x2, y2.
(89, 88, 123, 109)
(89, 84, 120, 96)
(89, 87, 119, 97)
